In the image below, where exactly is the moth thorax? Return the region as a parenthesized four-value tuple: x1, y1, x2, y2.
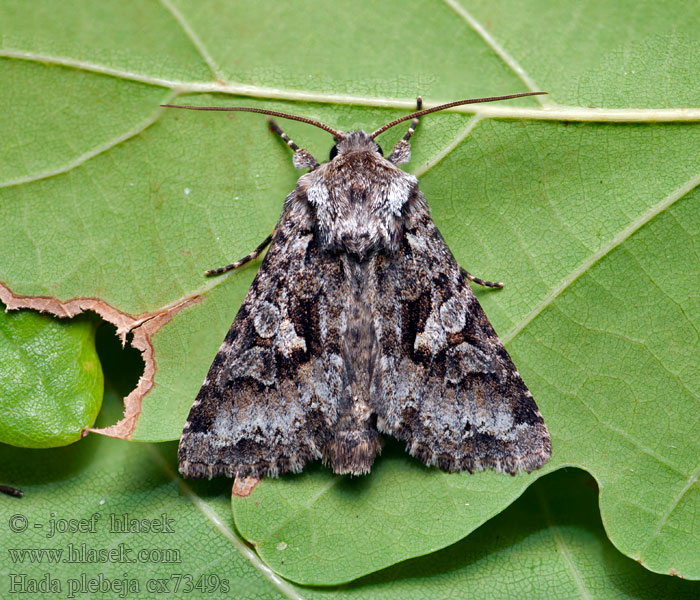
(308, 180, 407, 260)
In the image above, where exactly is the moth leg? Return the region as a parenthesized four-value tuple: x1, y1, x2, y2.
(205, 233, 273, 276)
(461, 267, 504, 289)
(267, 118, 319, 170)
(388, 97, 422, 165)
(0, 484, 23, 497)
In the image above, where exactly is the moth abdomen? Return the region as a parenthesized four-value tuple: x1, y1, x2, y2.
(322, 428, 382, 476)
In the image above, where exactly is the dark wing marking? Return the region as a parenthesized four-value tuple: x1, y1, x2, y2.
(180, 197, 344, 478)
(179, 194, 382, 479)
(370, 193, 551, 474)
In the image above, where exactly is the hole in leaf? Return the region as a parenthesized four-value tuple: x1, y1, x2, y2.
(95, 323, 144, 425)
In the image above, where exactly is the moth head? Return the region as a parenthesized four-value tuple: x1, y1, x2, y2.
(329, 131, 383, 161)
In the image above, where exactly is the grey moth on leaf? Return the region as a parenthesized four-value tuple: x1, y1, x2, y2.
(168, 94, 552, 484)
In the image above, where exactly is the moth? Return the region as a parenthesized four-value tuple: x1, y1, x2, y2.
(166, 93, 551, 483)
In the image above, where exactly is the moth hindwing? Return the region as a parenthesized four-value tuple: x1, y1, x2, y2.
(172, 94, 551, 482)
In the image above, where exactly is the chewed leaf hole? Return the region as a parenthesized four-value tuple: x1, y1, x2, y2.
(95, 322, 145, 423)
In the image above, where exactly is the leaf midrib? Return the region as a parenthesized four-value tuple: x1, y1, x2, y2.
(3, 50, 700, 122)
(535, 485, 593, 600)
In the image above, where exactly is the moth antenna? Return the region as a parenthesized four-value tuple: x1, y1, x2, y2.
(161, 104, 343, 138)
(370, 91, 547, 138)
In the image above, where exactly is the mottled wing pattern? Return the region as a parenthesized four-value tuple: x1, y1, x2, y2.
(179, 198, 350, 479)
(370, 193, 551, 474)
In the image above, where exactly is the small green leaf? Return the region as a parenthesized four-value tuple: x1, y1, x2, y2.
(0, 309, 102, 447)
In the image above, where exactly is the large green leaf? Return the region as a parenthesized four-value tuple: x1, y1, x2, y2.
(301, 469, 700, 600)
(1, 0, 698, 586)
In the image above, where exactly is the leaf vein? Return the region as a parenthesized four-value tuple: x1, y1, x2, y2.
(4, 51, 700, 122)
(572, 376, 688, 478)
(503, 170, 700, 344)
(0, 90, 179, 188)
(414, 114, 483, 177)
(568, 278, 700, 404)
(440, 0, 546, 100)
(623, 245, 700, 341)
(261, 477, 342, 542)
(146, 446, 307, 600)
(535, 485, 592, 600)
(159, 0, 225, 81)
(644, 460, 700, 553)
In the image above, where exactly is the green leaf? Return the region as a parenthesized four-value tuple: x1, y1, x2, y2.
(302, 469, 700, 600)
(1, 0, 699, 586)
(0, 308, 102, 447)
